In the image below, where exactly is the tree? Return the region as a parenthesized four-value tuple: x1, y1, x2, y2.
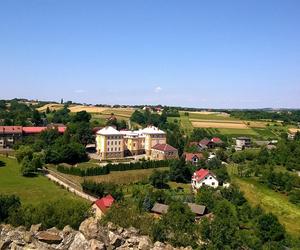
(195, 186, 218, 211)
(32, 109, 42, 126)
(16, 145, 34, 163)
(160, 202, 196, 247)
(20, 156, 37, 176)
(257, 213, 285, 243)
(169, 158, 191, 183)
(72, 111, 91, 123)
(149, 170, 169, 189)
(0, 195, 21, 222)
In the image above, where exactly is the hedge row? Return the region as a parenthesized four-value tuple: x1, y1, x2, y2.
(56, 160, 171, 177)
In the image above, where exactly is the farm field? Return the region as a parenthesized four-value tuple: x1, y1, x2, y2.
(50, 166, 169, 186)
(229, 166, 300, 237)
(0, 156, 85, 205)
(178, 111, 282, 139)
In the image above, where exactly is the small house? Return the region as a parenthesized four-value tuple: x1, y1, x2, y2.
(92, 195, 115, 219)
(150, 144, 178, 160)
(192, 169, 219, 190)
(185, 152, 204, 165)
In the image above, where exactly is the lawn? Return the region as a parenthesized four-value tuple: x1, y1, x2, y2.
(0, 156, 86, 205)
(187, 111, 237, 121)
(179, 112, 193, 135)
(229, 167, 300, 237)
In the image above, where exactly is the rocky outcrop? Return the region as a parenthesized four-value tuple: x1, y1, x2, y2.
(0, 217, 192, 250)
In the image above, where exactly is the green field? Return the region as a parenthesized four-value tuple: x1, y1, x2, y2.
(50, 166, 169, 186)
(229, 166, 300, 237)
(0, 156, 85, 205)
(187, 112, 238, 121)
(179, 112, 193, 135)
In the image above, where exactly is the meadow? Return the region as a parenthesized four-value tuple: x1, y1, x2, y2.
(0, 156, 85, 205)
(229, 165, 300, 237)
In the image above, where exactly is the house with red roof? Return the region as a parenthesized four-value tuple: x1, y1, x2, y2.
(150, 143, 178, 160)
(92, 194, 115, 219)
(191, 168, 219, 190)
(0, 126, 23, 148)
(185, 152, 204, 165)
(211, 137, 223, 144)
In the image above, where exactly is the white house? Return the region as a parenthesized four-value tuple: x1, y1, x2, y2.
(191, 169, 219, 190)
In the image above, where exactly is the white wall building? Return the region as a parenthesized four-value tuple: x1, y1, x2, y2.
(192, 169, 219, 190)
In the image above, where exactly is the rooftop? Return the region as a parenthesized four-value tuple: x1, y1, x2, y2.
(152, 143, 177, 152)
(97, 126, 121, 135)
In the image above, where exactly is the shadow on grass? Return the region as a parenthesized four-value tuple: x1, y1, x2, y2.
(0, 160, 6, 167)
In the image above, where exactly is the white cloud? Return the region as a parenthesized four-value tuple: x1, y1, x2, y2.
(154, 86, 162, 93)
(74, 89, 86, 93)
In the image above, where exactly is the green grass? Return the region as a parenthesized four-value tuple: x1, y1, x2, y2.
(0, 156, 86, 205)
(76, 162, 100, 168)
(179, 113, 193, 135)
(252, 128, 277, 139)
(217, 128, 258, 136)
(186, 112, 237, 121)
(229, 166, 300, 237)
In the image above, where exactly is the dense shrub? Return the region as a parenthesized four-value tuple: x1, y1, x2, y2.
(0, 195, 21, 222)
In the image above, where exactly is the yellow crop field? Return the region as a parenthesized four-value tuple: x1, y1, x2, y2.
(37, 103, 64, 112)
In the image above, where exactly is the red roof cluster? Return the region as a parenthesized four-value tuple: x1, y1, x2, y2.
(94, 195, 115, 213)
(185, 152, 204, 162)
(0, 126, 66, 135)
(152, 143, 177, 152)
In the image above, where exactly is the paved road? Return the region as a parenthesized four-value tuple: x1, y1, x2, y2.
(44, 171, 97, 202)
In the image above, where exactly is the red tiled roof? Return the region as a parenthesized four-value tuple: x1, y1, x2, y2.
(94, 195, 115, 213)
(152, 143, 177, 152)
(0, 126, 23, 134)
(211, 137, 222, 143)
(193, 169, 210, 181)
(185, 152, 204, 162)
(22, 127, 66, 134)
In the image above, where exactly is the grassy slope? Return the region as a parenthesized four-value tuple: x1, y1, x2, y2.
(0, 156, 86, 205)
(229, 166, 300, 236)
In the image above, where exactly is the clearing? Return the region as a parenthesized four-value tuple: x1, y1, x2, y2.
(0, 156, 85, 205)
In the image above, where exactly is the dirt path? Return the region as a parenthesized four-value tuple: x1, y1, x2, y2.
(44, 169, 97, 202)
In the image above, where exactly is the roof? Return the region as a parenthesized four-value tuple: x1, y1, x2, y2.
(96, 126, 121, 135)
(0, 126, 23, 134)
(193, 168, 216, 182)
(211, 137, 222, 143)
(94, 195, 115, 213)
(187, 203, 206, 215)
(22, 127, 66, 134)
(151, 203, 169, 214)
(151, 143, 177, 152)
(140, 126, 165, 135)
(185, 152, 204, 162)
(199, 138, 210, 146)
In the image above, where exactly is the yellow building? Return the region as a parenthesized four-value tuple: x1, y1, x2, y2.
(96, 126, 124, 160)
(141, 126, 167, 156)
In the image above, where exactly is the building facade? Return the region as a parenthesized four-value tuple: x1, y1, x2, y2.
(0, 126, 23, 148)
(96, 127, 124, 160)
(95, 126, 171, 160)
(192, 169, 219, 190)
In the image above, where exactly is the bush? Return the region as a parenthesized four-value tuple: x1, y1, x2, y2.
(0, 195, 21, 222)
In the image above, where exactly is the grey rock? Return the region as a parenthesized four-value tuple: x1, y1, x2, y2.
(89, 239, 105, 250)
(0, 239, 12, 250)
(69, 232, 89, 250)
(138, 236, 152, 250)
(30, 224, 42, 234)
(36, 231, 62, 244)
(108, 231, 123, 248)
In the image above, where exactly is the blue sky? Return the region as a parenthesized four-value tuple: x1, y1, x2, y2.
(0, 0, 299, 108)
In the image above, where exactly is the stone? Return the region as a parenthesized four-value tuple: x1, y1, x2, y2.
(89, 239, 105, 250)
(36, 231, 62, 244)
(62, 225, 73, 234)
(55, 232, 76, 250)
(79, 217, 103, 240)
(108, 231, 123, 248)
(138, 236, 152, 250)
(23, 231, 33, 243)
(0, 239, 12, 250)
(69, 232, 90, 250)
(30, 224, 42, 234)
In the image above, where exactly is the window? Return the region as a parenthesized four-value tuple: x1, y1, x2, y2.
(107, 141, 110, 145)
(209, 177, 212, 179)
(115, 147, 117, 151)
(118, 147, 120, 151)
(107, 148, 110, 152)
(119, 141, 121, 145)
(212, 182, 215, 186)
